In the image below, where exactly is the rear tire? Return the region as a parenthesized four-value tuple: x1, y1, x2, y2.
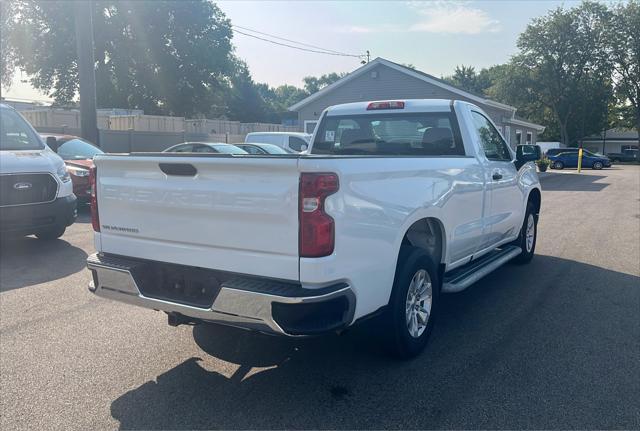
(510, 203, 537, 264)
(35, 225, 66, 240)
(382, 246, 440, 359)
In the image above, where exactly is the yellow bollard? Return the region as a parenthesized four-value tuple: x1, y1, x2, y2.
(577, 147, 583, 173)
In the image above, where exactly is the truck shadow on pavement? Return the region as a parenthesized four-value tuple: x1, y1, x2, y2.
(539, 171, 609, 192)
(109, 255, 640, 430)
(0, 236, 88, 292)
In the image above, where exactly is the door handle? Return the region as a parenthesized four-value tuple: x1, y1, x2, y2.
(492, 172, 503, 180)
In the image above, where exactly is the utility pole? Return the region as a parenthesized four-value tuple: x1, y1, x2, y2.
(74, 0, 98, 145)
(361, 50, 370, 65)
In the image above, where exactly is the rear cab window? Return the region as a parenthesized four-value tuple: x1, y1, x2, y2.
(311, 112, 464, 156)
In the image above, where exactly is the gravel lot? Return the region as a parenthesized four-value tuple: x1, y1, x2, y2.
(1, 165, 639, 430)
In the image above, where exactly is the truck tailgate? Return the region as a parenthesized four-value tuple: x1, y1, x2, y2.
(94, 155, 300, 280)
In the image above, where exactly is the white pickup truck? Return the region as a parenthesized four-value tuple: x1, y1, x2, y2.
(87, 99, 541, 358)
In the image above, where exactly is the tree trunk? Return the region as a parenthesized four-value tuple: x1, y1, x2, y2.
(559, 121, 570, 147)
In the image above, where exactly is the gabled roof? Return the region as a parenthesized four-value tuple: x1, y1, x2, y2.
(289, 57, 516, 112)
(505, 116, 546, 132)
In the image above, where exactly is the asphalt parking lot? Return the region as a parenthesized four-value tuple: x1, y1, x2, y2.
(1, 165, 639, 430)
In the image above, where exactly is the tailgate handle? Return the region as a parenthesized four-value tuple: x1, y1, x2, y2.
(159, 163, 197, 176)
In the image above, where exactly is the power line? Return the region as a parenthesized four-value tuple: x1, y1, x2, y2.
(232, 28, 364, 59)
(232, 24, 350, 56)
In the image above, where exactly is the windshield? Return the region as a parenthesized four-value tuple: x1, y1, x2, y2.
(0, 108, 45, 151)
(312, 112, 464, 156)
(57, 138, 104, 160)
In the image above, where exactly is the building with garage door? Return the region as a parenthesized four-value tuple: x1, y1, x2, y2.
(289, 57, 544, 148)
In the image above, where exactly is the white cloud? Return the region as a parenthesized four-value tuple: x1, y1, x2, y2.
(334, 2, 500, 35)
(408, 1, 501, 34)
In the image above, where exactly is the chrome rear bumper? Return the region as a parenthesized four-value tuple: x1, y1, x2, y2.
(87, 253, 354, 336)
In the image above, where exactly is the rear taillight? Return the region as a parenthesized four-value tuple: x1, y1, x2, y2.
(89, 166, 100, 232)
(299, 173, 339, 257)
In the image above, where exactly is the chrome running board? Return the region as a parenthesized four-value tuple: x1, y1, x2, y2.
(442, 246, 522, 293)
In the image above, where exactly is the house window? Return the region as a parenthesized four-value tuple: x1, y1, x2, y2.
(526, 131, 533, 145)
(515, 130, 522, 145)
(304, 120, 318, 134)
(504, 125, 511, 145)
(621, 145, 639, 151)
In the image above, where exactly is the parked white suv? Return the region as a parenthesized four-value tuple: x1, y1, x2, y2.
(0, 104, 77, 239)
(244, 132, 311, 153)
(87, 99, 541, 357)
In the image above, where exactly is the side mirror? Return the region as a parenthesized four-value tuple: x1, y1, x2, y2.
(46, 136, 59, 152)
(516, 144, 541, 163)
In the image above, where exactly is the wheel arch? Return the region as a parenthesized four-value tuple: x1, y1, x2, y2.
(385, 216, 446, 306)
(528, 187, 541, 215)
(399, 217, 446, 266)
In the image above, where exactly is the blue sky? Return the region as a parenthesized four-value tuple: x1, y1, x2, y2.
(219, 0, 583, 85)
(4, 0, 584, 101)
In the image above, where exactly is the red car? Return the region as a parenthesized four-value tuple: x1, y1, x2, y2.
(40, 135, 103, 202)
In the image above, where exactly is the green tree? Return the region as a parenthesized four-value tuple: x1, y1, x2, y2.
(444, 66, 483, 95)
(256, 83, 307, 122)
(609, 0, 640, 138)
(225, 60, 272, 122)
(302, 72, 346, 94)
(443, 64, 507, 97)
(255, 72, 348, 123)
(514, 1, 613, 146)
(0, 0, 18, 88)
(5, 0, 234, 117)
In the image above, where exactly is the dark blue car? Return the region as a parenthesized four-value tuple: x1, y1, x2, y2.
(549, 150, 611, 170)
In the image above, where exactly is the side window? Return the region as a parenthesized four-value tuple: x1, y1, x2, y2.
(172, 144, 192, 152)
(243, 145, 264, 154)
(193, 145, 215, 153)
(471, 111, 511, 161)
(288, 136, 308, 152)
